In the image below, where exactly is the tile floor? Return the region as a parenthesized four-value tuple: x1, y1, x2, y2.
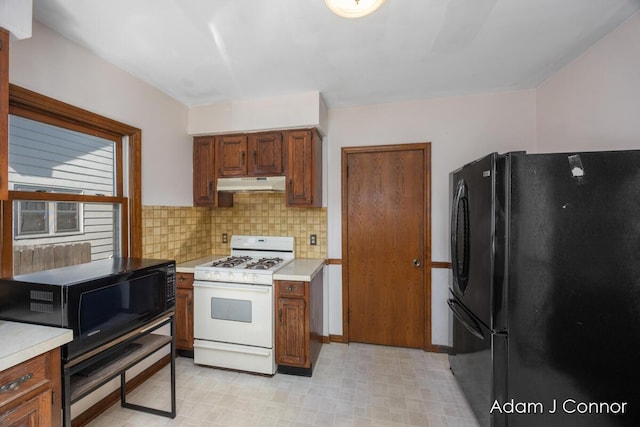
(86, 343, 479, 426)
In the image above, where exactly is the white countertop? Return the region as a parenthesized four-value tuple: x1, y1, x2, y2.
(0, 321, 73, 371)
(274, 259, 325, 282)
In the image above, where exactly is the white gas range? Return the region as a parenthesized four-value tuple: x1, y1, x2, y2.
(193, 235, 294, 375)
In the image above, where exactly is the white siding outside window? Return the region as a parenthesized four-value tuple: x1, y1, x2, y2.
(9, 115, 119, 261)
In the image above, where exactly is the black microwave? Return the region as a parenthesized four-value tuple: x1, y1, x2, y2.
(0, 258, 175, 362)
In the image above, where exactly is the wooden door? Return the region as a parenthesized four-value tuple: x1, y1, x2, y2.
(0, 390, 52, 427)
(216, 135, 248, 177)
(248, 132, 283, 175)
(276, 296, 308, 367)
(175, 273, 194, 351)
(286, 129, 322, 207)
(342, 143, 431, 349)
(192, 137, 215, 206)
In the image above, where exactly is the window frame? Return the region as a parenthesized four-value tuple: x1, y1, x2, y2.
(0, 84, 142, 277)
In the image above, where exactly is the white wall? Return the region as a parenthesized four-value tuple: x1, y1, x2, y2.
(537, 12, 640, 152)
(9, 20, 192, 206)
(0, 0, 32, 39)
(325, 90, 538, 345)
(188, 91, 328, 137)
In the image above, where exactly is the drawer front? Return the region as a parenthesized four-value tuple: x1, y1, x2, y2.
(276, 281, 306, 297)
(0, 352, 50, 408)
(176, 272, 195, 289)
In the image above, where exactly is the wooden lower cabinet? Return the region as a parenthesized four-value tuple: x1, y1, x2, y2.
(175, 272, 195, 355)
(0, 390, 51, 427)
(275, 270, 324, 376)
(0, 348, 62, 427)
(276, 296, 308, 367)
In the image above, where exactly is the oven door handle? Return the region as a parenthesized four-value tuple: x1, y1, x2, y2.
(194, 281, 271, 293)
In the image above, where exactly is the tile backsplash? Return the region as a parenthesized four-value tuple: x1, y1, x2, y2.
(142, 193, 327, 263)
(142, 206, 212, 263)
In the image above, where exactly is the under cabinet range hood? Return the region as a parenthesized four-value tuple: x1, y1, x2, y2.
(217, 176, 286, 192)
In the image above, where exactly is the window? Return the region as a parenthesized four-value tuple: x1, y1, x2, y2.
(15, 200, 83, 238)
(13, 185, 83, 239)
(56, 202, 80, 233)
(0, 84, 142, 277)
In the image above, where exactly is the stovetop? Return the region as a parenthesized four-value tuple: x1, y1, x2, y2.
(194, 256, 292, 284)
(202, 255, 288, 272)
(194, 235, 294, 285)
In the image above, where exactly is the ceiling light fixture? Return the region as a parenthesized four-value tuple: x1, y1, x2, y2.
(325, 0, 385, 18)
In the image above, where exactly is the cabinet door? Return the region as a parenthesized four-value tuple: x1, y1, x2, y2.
(0, 390, 52, 427)
(193, 137, 215, 206)
(248, 132, 283, 175)
(175, 272, 194, 351)
(175, 288, 194, 351)
(217, 135, 248, 177)
(276, 297, 309, 367)
(286, 130, 322, 207)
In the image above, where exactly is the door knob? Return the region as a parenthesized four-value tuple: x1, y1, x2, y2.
(413, 259, 421, 267)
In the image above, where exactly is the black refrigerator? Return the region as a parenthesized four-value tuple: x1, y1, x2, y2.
(448, 150, 640, 427)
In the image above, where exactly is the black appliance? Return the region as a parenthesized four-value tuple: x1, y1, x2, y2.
(0, 258, 176, 362)
(448, 150, 640, 427)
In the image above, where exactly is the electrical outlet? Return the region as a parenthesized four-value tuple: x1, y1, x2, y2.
(222, 233, 228, 243)
(310, 234, 317, 245)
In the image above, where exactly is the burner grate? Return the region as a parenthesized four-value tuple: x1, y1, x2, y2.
(210, 256, 252, 268)
(244, 257, 284, 270)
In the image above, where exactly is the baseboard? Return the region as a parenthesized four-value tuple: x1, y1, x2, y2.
(432, 345, 453, 354)
(329, 334, 346, 343)
(327, 335, 451, 354)
(177, 348, 194, 358)
(71, 354, 172, 427)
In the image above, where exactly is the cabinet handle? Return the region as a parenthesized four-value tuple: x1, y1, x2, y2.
(0, 372, 33, 393)
(286, 286, 295, 292)
(279, 309, 282, 323)
(208, 181, 213, 196)
(253, 150, 257, 164)
(242, 151, 245, 166)
(179, 276, 186, 282)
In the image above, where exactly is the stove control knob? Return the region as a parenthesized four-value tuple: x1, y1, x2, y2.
(243, 273, 249, 282)
(229, 272, 235, 281)
(205, 272, 212, 280)
(214, 272, 221, 281)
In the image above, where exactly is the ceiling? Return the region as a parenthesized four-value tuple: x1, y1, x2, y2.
(33, 0, 640, 108)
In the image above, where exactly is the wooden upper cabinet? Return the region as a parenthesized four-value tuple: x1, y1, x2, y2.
(216, 132, 284, 177)
(192, 128, 321, 208)
(286, 129, 322, 207)
(0, 28, 9, 201)
(216, 134, 248, 177)
(193, 136, 216, 206)
(248, 132, 284, 175)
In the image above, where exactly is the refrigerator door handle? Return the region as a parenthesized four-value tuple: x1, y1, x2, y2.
(447, 298, 485, 340)
(451, 180, 470, 294)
